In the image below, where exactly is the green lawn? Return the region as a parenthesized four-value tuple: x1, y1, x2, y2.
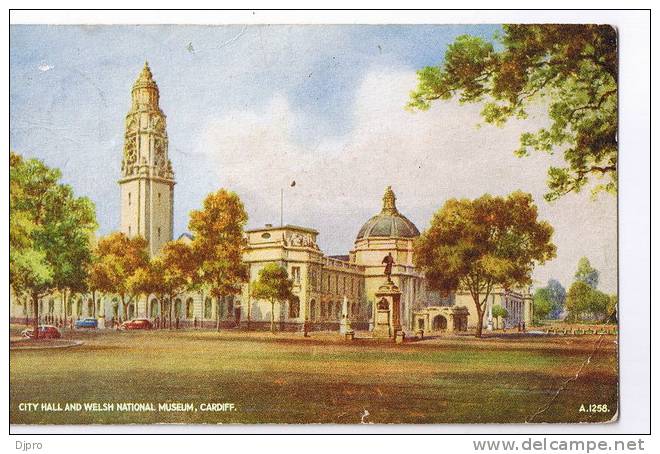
(10, 327, 618, 424)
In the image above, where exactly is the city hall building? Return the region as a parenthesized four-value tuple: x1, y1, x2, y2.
(10, 63, 533, 334)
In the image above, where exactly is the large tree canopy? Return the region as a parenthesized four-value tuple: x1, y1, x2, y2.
(574, 256, 600, 289)
(408, 25, 617, 201)
(189, 189, 249, 329)
(94, 232, 149, 319)
(413, 191, 556, 337)
(251, 263, 296, 333)
(10, 151, 97, 337)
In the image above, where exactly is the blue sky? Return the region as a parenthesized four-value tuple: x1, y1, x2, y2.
(10, 24, 498, 233)
(9, 24, 617, 292)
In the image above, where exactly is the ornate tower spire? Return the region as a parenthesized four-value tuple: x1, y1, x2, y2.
(381, 186, 399, 215)
(119, 63, 175, 257)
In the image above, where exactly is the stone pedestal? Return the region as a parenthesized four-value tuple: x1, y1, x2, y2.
(97, 316, 105, 330)
(372, 279, 402, 339)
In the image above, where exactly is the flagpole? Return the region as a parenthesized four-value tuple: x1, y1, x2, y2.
(280, 188, 283, 227)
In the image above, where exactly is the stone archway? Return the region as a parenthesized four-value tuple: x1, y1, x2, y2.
(204, 297, 212, 319)
(150, 299, 159, 318)
(432, 314, 447, 331)
(185, 298, 194, 319)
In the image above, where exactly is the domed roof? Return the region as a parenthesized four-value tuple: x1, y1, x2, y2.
(356, 186, 420, 240)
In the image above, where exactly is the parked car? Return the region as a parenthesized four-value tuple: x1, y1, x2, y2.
(21, 325, 62, 339)
(119, 319, 152, 330)
(74, 318, 98, 329)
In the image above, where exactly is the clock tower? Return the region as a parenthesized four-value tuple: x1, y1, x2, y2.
(119, 62, 175, 257)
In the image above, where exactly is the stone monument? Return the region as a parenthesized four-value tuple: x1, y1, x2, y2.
(372, 253, 403, 339)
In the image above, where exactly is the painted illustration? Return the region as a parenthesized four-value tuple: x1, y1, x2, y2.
(10, 24, 618, 425)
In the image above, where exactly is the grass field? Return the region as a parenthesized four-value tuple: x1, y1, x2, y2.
(10, 326, 618, 425)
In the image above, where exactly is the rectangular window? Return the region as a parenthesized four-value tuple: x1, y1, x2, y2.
(158, 227, 161, 239)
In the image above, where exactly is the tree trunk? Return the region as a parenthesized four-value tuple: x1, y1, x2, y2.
(473, 297, 484, 338)
(270, 300, 275, 334)
(32, 291, 40, 340)
(169, 295, 174, 330)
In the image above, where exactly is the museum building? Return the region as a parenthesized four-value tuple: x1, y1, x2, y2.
(10, 63, 533, 334)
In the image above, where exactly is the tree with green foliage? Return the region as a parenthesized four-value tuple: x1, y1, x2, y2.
(408, 25, 617, 201)
(10, 152, 97, 338)
(565, 281, 610, 322)
(251, 263, 296, 334)
(94, 232, 149, 320)
(413, 191, 556, 338)
(574, 256, 600, 289)
(491, 305, 508, 330)
(189, 189, 249, 331)
(533, 287, 554, 322)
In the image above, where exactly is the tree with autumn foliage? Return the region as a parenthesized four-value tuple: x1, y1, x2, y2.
(188, 189, 249, 331)
(93, 232, 149, 320)
(130, 240, 196, 328)
(408, 25, 617, 201)
(251, 264, 296, 334)
(413, 191, 556, 338)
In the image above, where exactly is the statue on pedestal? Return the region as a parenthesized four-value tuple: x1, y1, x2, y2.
(382, 252, 395, 282)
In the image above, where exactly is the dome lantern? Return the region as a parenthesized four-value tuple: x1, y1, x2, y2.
(355, 187, 420, 241)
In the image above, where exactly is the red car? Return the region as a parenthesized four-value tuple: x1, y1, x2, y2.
(119, 319, 152, 330)
(21, 325, 62, 339)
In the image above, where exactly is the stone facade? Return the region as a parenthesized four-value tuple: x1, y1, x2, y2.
(9, 63, 533, 334)
(118, 62, 175, 257)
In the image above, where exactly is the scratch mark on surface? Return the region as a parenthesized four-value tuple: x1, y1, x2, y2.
(38, 62, 54, 72)
(187, 25, 248, 54)
(526, 335, 605, 423)
(360, 409, 372, 424)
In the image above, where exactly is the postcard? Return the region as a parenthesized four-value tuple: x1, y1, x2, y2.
(10, 22, 619, 425)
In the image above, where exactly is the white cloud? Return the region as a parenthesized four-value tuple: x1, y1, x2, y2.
(196, 69, 617, 293)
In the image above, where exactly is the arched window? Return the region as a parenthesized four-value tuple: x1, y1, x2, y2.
(335, 301, 341, 319)
(289, 297, 300, 319)
(320, 302, 326, 318)
(76, 299, 83, 316)
(204, 297, 212, 319)
(186, 298, 194, 319)
(150, 299, 159, 317)
(87, 300, 94, 316)
(227, 298, 234, 316)
(48, 299, 55, 314)
(351, 302, 357, 316)
(112, 299, 119, 318)
(175, 299, 182, 317)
